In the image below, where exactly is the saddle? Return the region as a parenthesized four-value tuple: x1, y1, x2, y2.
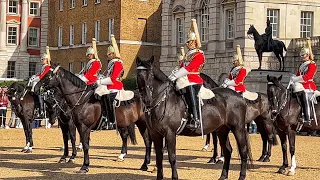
(242, 91, 259, 101)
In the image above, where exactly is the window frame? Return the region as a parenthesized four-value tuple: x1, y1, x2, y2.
(59, 0, 63, 11)
(83, 0, 88, 6)
(7, 26, 19, 45)
(95, 20, 100, 42)
(176, 17, 184, 45)
(95, 0, 101, 4)
(7, 61, 16, 78)
(108, 18, 114, 40)
(200, 0, 209, 43)
(69, 24, 75, 46)
(82, 23, 87, 45)
(29, 1, 40, 16)
(267, 9, 280, 38)
(29, 62, 37, 77)
(8, 0, 19, 15)
(58, 26, 63, 47)
(225, 8, 235, 40)
(28, 27, 40, 47)
(69, 63, 73, 73)
(70, 0, 75, 9)
(300, 11, 313, 38)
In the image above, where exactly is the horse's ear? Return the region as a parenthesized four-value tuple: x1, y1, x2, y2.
(136, 57, 142, 66)
(267, 74, 270, 81)
(278, 75, 282, 81)
(149, 56, 154, 64)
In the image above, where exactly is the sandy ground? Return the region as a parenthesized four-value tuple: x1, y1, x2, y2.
(0, 128, 320, 180)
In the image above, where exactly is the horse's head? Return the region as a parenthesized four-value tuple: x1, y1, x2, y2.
(34, 63, 60, 94)
(266, 75, 285, 116)
(7, 82, 24, 100)
(247, 25, 256, 39)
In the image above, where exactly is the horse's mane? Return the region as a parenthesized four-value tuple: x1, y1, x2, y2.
(200, 73, 219, 88)
(59, 67, 86, 88)
(139, 60, 169, 83)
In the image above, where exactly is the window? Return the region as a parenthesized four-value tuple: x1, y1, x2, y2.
(7, 61, 16, 78)
(108, 18, 114, 40)
(69, 63, 73, 73)
(226, 9, 234, 39)
(28, 28, 39, 47)
(29, 2, 40, 16)
(83, 0, 87, 6)
(59, 0, 63, 11)
(29, 62, 37, 77)
(70, 0, 75, 8)
(8, 0, 18, 14)
(82, 23, 87, 44)
(200, 0, 209, 42)
(267, 9, 279, 38)
(70, 25, 74, 45)
(95, 0, 101, 4)
(300, 11, 313, 38)
(176, 18, 184, 44)
(58, 27, 63, 47)
(7, 27, 18, 45)
(95, 21, 100, 42)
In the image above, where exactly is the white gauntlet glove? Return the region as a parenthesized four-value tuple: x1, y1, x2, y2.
(168, 67, 188, 82)
(291, 75, 303, 83)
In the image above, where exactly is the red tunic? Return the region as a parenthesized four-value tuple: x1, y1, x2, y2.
(106, 60, 124, 90)
(296, 61, 317, 90)
(228, 67, 247, 93)
(84, 60, 101, 85)
(180, 51, 205, 84)
(39, 64, 51, 80)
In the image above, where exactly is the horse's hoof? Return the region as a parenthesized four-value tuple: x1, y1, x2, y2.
(207, 157, 216, 164)
(287, 171, 295, 176)
(77, 148, 83, 152)
(116, 157, 124, 162)
(218, 176, 228, 180)
(21, 149, 27, 152)
(76, 168, 89, 174)
(58, 158, 67, 163)
(238, 176, 245, 180)
(277, 168, 286, 174)
(24, 149, 32, 153)
(139, 165, 148, 171)
(68, 159, 75, 164)
(151, 166, 157, 173)
(263, 157, 270, 162)
(201, 147, 208, 152)
(257, 156, 265, 162)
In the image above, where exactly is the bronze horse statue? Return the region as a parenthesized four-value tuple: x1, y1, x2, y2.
(247, 25, 287, 71)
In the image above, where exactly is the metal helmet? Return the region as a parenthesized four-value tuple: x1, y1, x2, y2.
(300, 47, 310, 57)
(86, 47, 95, 56)
(187, 32, 197, 42)
(107, 45, 115, 54)
(41, 53, 49, 60)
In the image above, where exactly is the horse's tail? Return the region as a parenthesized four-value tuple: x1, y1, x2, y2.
(246, 131, 254, 169)
(282, 41, 287, 51)
(127, 123, 137, 145)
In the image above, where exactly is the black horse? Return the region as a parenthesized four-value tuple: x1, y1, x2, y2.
(200, 73, 278, 163)
(34, 64, 153, 173)
(6, 82, 78, 163)
(247, 25, 287, 71)
(267, 75, 320, 176)
(136, 57, 252, 180)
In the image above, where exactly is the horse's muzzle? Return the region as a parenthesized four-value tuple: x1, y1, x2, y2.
(271, 109, 278, 114)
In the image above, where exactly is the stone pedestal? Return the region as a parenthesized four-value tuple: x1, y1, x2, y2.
(245, 69, 294, 93)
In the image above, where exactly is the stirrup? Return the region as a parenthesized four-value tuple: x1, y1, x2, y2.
(186, 119, 200, 129)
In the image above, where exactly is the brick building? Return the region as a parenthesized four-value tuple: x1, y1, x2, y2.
(48, 0, 162, 77)
(160, 0, 320, 82)
(0, 0, 48, 80)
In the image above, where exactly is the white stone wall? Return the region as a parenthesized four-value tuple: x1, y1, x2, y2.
(161, 0, 320, 82)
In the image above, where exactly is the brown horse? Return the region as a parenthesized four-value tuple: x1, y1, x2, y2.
(34, 64, 152, 173)
(267, 75, 320, 176)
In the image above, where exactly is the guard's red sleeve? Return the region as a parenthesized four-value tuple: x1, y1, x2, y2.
(84, 61, 101, 81)
(109, 61, 123, 82)
(39, 66, 51, 80)
(234, 68, 246, 85)
(302, 63, 316, 81)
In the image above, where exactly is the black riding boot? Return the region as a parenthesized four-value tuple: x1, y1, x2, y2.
(297, 91, 312, 125)
(185, 85, 201, 129)
(106, 93, 117, 124)
(38, 95, 45, 118)
(101, 95, 109, 118)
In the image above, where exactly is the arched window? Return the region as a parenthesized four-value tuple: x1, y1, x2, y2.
(200, 0, 209, 42)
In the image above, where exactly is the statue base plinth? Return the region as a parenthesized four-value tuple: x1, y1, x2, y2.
(246, 70, 293, 93)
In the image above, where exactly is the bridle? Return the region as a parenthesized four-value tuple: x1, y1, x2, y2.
(267, 82, 291, 120)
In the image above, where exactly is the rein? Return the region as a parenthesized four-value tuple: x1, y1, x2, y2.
(268, 82, 291, 120)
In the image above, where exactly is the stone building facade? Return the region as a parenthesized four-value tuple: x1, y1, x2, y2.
(160, 0, 320, 84)
(0, 0, 48, 80)
(48, 0, 162, 77)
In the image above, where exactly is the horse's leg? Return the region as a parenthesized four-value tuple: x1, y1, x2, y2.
(208, 132, 218, 163)
(217, 127, 232, 180)
(287, 129, 297, 176)
(275, 54, 282, 71)
(21, 118, 30, 152)
(258, 51, 263, 69)
(68, 121, 77, 163)
(76, 124, 91, 173)
(280, 52, 285, 71)
(256, 120, 268, 162)
(136, 120, 152, 171)
(202, 134, 211, 151)
(166, 130, 178, 180)
(232, 127, 249, 180)
(25, 120, 33, 153)
(152, 134, 164, 180)
(58, 121, 69, 163)
(277, 130, 289, 174)
(117, 127, 129, 161)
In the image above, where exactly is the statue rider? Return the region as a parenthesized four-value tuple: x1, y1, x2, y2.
(262, 18, 273, 51)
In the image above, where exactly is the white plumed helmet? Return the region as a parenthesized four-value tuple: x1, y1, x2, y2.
(41, 53, 49, 60)
(86, 47, 95, 56)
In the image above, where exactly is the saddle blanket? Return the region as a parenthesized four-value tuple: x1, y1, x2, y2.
(95, 85, 134, 101)
(242, 91, 259, 101)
